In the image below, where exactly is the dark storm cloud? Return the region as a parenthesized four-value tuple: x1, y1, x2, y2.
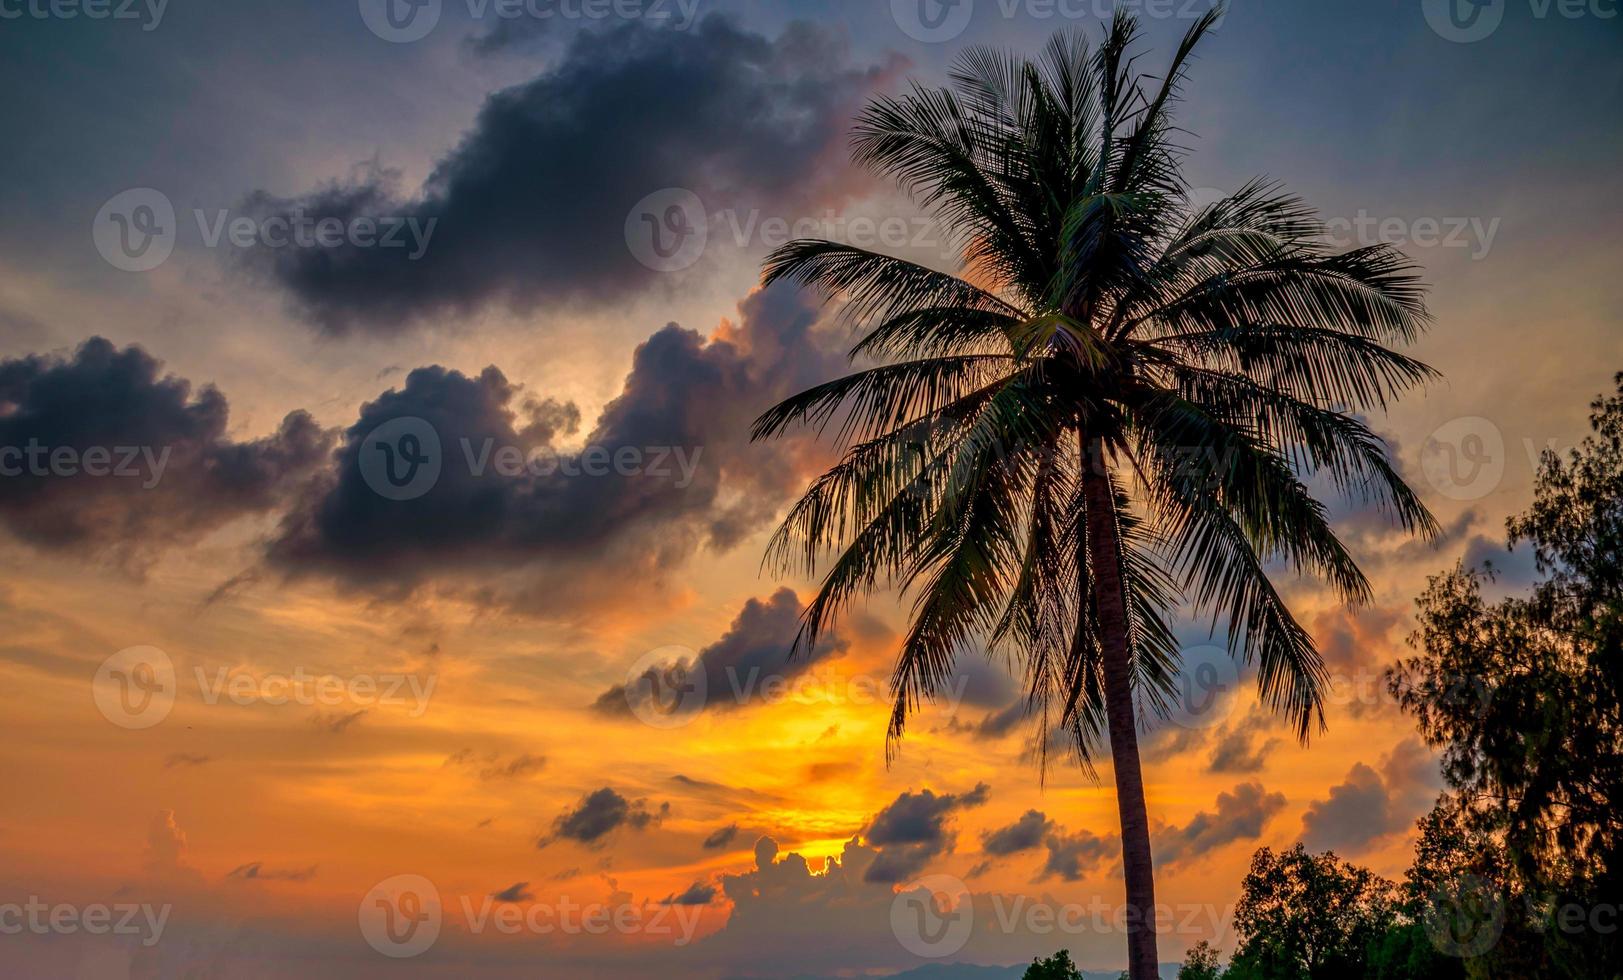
(980, 809, 1052, 857)
(594, 587, 848, 717)
(242, 17, 896, 333)
(539, 787, 668, 849)
(268, 283, 845, 611)
(1156, 782, 1287, 869)
(0, 338, 331, 567)
(861, 783, 989, 883)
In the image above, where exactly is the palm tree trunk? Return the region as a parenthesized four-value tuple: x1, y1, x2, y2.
(1081, 435, 1160, 980)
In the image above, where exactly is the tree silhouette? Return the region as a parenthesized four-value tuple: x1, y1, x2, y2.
(755, 11, 1437, 977)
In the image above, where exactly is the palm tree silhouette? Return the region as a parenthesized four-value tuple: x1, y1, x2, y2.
(753, 11, 1439, 977)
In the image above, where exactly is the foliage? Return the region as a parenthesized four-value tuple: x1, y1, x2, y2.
(754, 13, 1436, 978)
(1203, 378, 1623, 979)
(752, 10, 1437, 778)
(1224, 844, 1397, 979)
(1023, 949, 1086, 980)
(1020, 384, 1623, 978)
(1388, 374, 1623, 978)
(1177, 940, 1222, 980)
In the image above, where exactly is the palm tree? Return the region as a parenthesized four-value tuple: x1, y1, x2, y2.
(752, 12, 1439, 979)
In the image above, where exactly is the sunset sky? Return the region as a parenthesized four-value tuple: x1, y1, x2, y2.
(1, 1, 1620, 976)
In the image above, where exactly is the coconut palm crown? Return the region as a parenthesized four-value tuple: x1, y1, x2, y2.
(751, 11, 1440, 978)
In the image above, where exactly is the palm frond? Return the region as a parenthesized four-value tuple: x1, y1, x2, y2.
(754, 16, 1434, 769)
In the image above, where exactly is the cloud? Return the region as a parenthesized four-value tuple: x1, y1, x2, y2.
(660, 881, 717, 906)
(1323, 428, 1477, 571)
(1313, 604, 1406, 676)
(1300, 739, 1443, 854)
(1383, 736, 1446, 814)
(861, 783, 989, 883)
(1461, 533, 1541, 592)
(1206, 713, 1283, 775)
(702, 824, 740, 851)
(1307, 603, 1409, 720)
(949, 656, 1020, 709)
(481, 753, 547, 780)
(0, 338, 331, 568)
(949, 697, 1080, 769)
(1299, 764, 1390, 854)
(690, 835, 899, 971)
(595, 587, 848, 718)
(268, 283, 845, 614)
(144, 810, 189, 875)
(539, 787, 669, 849)
(696, 831, 1150, 974)
(980, 810, 1053, 857)
(224, 862, 317, 882)
(1042, 828, 1115, 882)
(491, 882, 534, 903)
(163, 753, 211, 769)
(446, 749, 548, 781)
(668, 774, 786, 809)
(240, 17, 896, 333)
(970, 700, 1029, 738)
(1157, 782, 1287, 869)
(309, 708, 366, 733)
(465, 11, 557, 55)
(804, 761, 850, 783)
